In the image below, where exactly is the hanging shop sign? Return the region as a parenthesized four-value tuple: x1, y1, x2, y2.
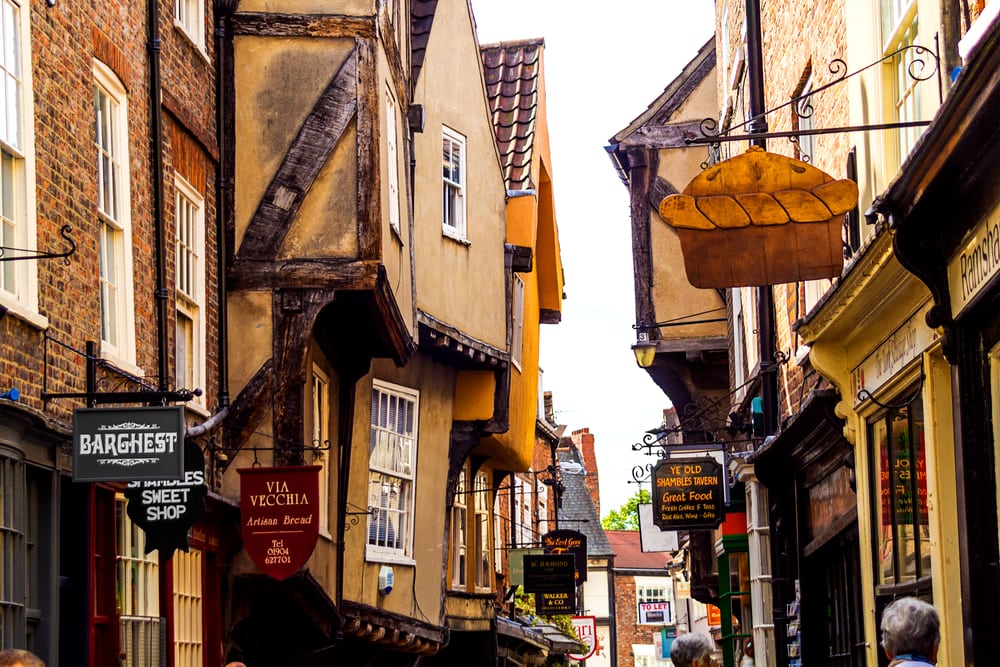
(124, 437, 206, 558)
(509, 548, 544, 586)
(658, 146, 858, 288)
(73, 406, 185, 482)
(542, 529, 588, 582)
(523, 553, 576, 593)
(239, 465, 321, 581)
(652, 457, 724, 530)
(947, 204, 1000, 318)
(569, 616, 598, 661)
(536, 588, 576, 615)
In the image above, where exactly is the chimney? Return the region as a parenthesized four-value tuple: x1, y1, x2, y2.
(544, 391, 555, 424)
(571, 428, 600, 516)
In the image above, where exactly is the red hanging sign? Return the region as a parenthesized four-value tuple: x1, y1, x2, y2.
(239, 466, 321, 581)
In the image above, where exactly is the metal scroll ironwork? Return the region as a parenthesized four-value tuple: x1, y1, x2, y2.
(687, 42, 942, 148)
(0, 225, 76, 264)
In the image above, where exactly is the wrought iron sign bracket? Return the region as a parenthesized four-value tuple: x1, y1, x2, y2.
(344, 504, 378, 532)
(0, 225, 76, 264)
(685, 42, 942, 148)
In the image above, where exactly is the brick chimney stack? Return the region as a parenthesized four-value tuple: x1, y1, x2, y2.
(571, 428, 600, 516)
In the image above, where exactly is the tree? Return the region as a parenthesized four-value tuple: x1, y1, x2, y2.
(600, 488, 650, 530)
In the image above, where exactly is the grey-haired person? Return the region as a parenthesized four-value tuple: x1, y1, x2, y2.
(881, 597, 941, 666)
(670, 632, 717, 667)
(0, 649, 45, 667)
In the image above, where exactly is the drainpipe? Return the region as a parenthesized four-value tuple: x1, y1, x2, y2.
(147, 0, 168, 390)
(214, 0, 240, 408)
(334, 361, 369, 619)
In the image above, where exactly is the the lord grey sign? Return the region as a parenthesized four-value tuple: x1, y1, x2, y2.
(74, 407, 185, 482)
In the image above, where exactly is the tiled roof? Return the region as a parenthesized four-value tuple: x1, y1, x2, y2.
(605, 530, 672, 571)
(410, 0, 438, 88)
(556, 450, 614, 557)
(480, 38, 544, 191)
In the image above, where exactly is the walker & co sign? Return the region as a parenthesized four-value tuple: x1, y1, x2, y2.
(124, 437, 206, 558)
(73, 407, 185, 482)
(652, 457, 724, 530)
(542, 529, 587, 582)
(239, 466, 321, 581)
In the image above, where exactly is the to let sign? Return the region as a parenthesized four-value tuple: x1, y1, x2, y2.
(74, 407, 185, 482)
(652, 457, 724, 530)
(239, 466, 320, 581)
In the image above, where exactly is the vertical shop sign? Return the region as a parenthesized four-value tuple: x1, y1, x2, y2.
(124, 438, 207, 557)
(569, 615, 598, 660)
(239, 466, 321, 581)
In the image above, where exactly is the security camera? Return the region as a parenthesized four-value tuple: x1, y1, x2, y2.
(378, 566, 394, 596)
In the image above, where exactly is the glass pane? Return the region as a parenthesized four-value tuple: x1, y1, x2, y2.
(871, 418, 895, 584)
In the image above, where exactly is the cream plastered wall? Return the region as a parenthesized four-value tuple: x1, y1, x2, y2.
(844, 0, 946, 245)
(376, 45, 415, 335)
(803, 248, 963, 667)
(233, 37, 358, 257)
(410, 0, 507, 350)
(651, 70, 727, 343)
(342, 355, 455, 620)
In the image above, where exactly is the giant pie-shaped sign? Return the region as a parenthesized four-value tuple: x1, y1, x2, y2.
(658, 146, 858, 288)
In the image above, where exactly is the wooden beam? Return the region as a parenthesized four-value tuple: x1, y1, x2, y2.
(232, 13, 375, 39)
(222, 359, 274, 463)
(614, 120, 709, 149)
(239, 49, 359, 259)
(228, 258, 381, 291)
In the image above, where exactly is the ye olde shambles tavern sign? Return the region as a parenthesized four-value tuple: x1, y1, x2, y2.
(652, 457, 724, 530)
(239, 466, 320, 581)
(73, 407, 185, 482)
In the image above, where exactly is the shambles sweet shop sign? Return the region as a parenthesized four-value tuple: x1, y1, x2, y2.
(239, 466, 320, 581)
(73, 407, 185, 482)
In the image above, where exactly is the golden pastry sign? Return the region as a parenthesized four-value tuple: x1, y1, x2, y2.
(659, 146, 859, 288)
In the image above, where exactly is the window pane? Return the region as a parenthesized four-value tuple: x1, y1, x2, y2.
(872, 417, 894, 584)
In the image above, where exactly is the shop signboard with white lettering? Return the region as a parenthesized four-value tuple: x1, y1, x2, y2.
(639, 601, 673, 624)
(652, 457, 724, 530)
(239, 465, 321, 581)
(124, 437, 206, 558)
(73, 407, 185, 482)
(536, 588, 576, 615)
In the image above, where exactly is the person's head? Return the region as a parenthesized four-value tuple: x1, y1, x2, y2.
(0, 649, 45, 667)
(880, 597, 940, 661)
(670, 632, 716, 667)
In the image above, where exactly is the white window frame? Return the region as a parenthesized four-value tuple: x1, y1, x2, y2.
(0, 450, 26, 644)
(385, 84, 401, 235)
(175, 176, 205, 405)
(474, 471, 491, 591)
(795, 75, 815, 164)
(311, 366, 331, 538)
(442, 126, 467, 241)
(511, 275, 525, 369)
(116, 495, 159, 617)
(0, 0, 41, 324)
(451, 467, 467, 589)
(173, 0, 206, 53)
(881, 0, 921, 169)
(95, 61, 137, 366)
(366, 380, 419, 562)
(172, 548, 204, 667)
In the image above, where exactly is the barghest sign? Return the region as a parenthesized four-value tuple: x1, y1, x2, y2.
(239, 465, 321, 581)
(124, 437, 207, 558)
(73, 406, 185, 482)
(652, 457, 725, 530)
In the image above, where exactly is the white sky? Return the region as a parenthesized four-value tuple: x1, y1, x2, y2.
(468, 1, 717, 513)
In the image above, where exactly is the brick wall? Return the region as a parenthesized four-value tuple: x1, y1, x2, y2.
(571, 427, 600, 516)
(612, 572, 662, 667)
(1, 0, 219, 427)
